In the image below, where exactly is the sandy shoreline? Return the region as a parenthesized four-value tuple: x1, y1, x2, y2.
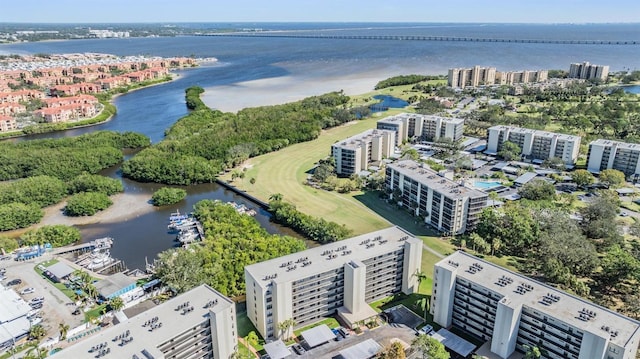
(4, 192, 156, 237)
(200, 62, 421, 113)
(6, 62, 417, 237)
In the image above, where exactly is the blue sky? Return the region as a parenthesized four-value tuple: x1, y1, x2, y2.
(3, 0, 640, 23)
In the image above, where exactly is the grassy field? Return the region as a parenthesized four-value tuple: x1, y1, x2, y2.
(222, 115, 391, 235)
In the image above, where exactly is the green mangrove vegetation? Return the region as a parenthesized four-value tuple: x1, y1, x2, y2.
(122, 87, 355, 185)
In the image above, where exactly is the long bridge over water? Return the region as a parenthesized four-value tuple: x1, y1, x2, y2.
(195, 33, 639, 45)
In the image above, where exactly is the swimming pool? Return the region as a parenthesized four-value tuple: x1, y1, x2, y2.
(474, 181, 502, 190)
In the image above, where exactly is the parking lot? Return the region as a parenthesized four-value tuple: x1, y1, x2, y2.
(291, 323, 417, 359)
(1, 253, 85, 339)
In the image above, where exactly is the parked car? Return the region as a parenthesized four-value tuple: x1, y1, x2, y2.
(0, 267, 6, 274)
(20, 287, 35, 295)
(7, 278, 22, 286)
(338, 327, 350, 337)
(30, 297, 44, 304)
(72, 308, 82, 316)
(418, 324, 434, 335)
(30, 302, 43, 310)
(292, 343, 306, 355)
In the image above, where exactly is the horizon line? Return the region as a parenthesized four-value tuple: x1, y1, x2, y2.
(1, 21, 640, 25)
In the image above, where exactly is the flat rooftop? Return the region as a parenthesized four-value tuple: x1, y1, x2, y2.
(438, 251, 640, 348)
(245, 226, 421, 288)
(0, 286, 31, 323)
(57, 284, 234, 359)
(590, 138, 640, 151)
(388, 160, 487, 199)
(489, 125, 580, 142)
(377, 113, 464, 125)
(332, 129, 394, 150)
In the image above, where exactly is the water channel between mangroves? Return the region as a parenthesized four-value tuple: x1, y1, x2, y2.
(5, 23, 640, 270)
(10, 66, 306, 272)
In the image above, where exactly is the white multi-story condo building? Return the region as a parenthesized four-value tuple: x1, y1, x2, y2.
(587, 139, 640, 177)
(431, 251, 640, 359)
(331, 129, 395, 175)
(486, 125, 581, 165)
(495, 70, 549, 85)
(245, 226, 422, 339)
(376, 113, 464, 144)
(59, 285, 237, 359)
(385, 160, 488, 234)
(448, 66, 497, 88)
(569, 62, 610, 81)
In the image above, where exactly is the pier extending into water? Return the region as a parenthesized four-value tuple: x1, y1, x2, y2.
(196, 33, 640, 45)
(51, 237, 113, 256)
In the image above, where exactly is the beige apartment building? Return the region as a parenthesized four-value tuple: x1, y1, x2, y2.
(331, 129, 396, 175)
(432, 251, 640, 359)
(376, 113, 464, 144)
(245, 226, 422, 339)
(59, 285, 237, 359)
(587, 139, 640, 177)
(448, 66, 497, 88)
(569, 62, 609, 81)
(385, 160, 488, 234)
(486, 125, 581, 165)
(495, 70, 548, 85)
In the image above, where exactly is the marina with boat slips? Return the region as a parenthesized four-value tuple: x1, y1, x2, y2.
(167, 201, 258, 246)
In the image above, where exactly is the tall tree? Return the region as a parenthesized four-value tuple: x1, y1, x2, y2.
(378, 341, 406, 359)
(597, 245, 640, 292)
(498, 141, 521, 161)
(411, 335, 450, 359)
(523, 345, 542, 359)
(109, 296, 125, 312)
(571, 169, 594, 188)
(598, 169, 626, 188)
(58, 322, 70, 340)
(29, 324, 46, 340)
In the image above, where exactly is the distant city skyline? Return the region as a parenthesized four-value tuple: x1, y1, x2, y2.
(4, 0, 640, 24)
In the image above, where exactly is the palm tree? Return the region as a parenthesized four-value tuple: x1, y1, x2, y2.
(29, 324, 46, 340)
(412, 270, 428, 318)
(412, 269, 427, 295)
(523, 345, 542, 359)
(23, 347, 47, 359)
(277, 321, 288, 340)
(58, 322, 70, 340)
(283, 318, 296, 340)
(109, 297, 125, 312)
(85, 283, 98, 302)
(269, 193, 283, 202)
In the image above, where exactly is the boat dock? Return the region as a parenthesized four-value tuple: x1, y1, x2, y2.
(51, 237, 113, 256)
(168, 211, 205, 247)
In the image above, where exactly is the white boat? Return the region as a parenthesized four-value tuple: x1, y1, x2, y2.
(86, 251, 114, 270)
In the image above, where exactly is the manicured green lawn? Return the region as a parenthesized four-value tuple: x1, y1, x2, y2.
(221, 116, 392, 235)
(237, 341, 255, 358)
(236, 308, 265, 351)
(84, 304, 107, 322)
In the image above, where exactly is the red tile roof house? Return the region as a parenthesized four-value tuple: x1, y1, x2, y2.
(0, 103, 26, 116)
(0, 115, 17, 132)
(149, 67, 170, 77)
(35, 102, 99, 123)
(125, 71, 153, 83)
(96, 76, 131, 90)
(34, 106, 75, 123)
(49, 83, 102, 97)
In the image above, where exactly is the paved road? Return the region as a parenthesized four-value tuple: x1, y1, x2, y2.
(1, 253, 85, 340)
